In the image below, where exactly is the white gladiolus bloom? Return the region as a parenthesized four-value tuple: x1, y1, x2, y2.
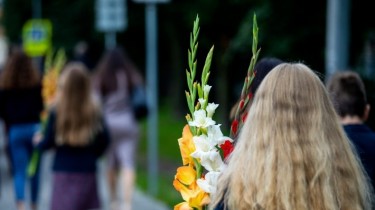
(203, 85, 212, 97)
(206, 103, 219, 118)
(197, 171, 221, 194)
(198, 98, 206, 107)
(207, 124, 230, 145)
(188, 109, 215, 128)
(200, 150, 225, 172)
(190, 135, 216, 159)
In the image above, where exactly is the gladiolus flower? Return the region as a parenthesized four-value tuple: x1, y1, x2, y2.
(200, 151, 225, 172)
(174, 202, 193, 210)
(203, 85, 212, 98)
(241, 112, 248, 123)
(207, 124, 229, 146)
(175, 180, 210, 210)
(178, 125, 196, 166)
(206, 103, 219, 118)
(231, 119, 239, 136)
(188, 189, 210, 210)
(220, 140, 234, 159)
(239, 99, 245, 109)
(188, 109, 215, 128)
(198, 98, 206, 107)
(175, 166, 196, 186)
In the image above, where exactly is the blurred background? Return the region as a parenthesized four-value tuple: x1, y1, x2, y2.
(0, 0, 375, 207)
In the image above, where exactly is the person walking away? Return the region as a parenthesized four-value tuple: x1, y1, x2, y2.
(327, 71, 375, 192)
(36, 62, 110, 210)
(0, 49, 43, 210)
(212, 63, 373, 210)
(94, 47, 143, 210)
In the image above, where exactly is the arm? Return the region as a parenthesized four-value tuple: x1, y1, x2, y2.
(37, 111, 57, 151)
(93, 118, 111, 157)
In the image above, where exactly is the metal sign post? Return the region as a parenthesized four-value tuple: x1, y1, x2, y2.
(133, 0, 169, 196)
(325, 0, 350, 80)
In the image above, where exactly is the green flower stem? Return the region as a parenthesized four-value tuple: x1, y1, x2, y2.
(27, 150, 40, 177)
(194, 158, 203, 178)
(231, 13, 261, 138)
(186, 16, 201, 135)
(201, 46, 214, 87)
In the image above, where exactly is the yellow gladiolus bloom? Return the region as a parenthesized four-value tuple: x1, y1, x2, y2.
(177, 182, 210, 210)
(174, 202, 193, 210)
(178, 125, 195, 166)
(175, 166, 196, 186)
(188, 188, 210, 210)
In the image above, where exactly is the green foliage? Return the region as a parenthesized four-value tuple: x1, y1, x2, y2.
(136, 105, 185, 207)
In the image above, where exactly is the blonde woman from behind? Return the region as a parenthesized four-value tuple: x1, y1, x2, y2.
(37, 63, 110, 210)
(212, 63, 373, 210)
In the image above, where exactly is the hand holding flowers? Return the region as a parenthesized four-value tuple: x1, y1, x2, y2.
(28, 49, 66, 177)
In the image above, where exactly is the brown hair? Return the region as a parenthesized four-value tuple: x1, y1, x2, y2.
(212, 63, 372, 210)
(326, 71, 367, 118)
(94, 47, 141, 97)
(0, 49, 40, 89)
(55, 62, 102, 146)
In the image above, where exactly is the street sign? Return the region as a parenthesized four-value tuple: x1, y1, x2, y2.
(132, 0, 170, 3)
(96, 0, 127, 32)
(22, 19, 52, 57)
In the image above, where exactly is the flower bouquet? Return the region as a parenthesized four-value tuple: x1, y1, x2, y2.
(173, 15, 233, 210)
(174, 14, 260, 210)
(28, 48, 66, 177)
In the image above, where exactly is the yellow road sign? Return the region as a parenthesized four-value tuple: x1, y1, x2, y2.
(22, 19, 52, 57)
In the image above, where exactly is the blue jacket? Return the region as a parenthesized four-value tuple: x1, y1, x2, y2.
(344, 124, 375, 191)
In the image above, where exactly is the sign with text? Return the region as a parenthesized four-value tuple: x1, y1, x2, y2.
(96, 0, 127, 32)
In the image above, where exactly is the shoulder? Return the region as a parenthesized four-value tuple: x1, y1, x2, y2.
(344, 124, 375, 147)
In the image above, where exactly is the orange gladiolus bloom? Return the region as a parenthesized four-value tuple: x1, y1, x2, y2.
(178, 125, 196, 166)
(175, 166, 196, 186)
(174, 165, 210, 210)
(176, 182, 210, 210)
(174, 202, 192, 210)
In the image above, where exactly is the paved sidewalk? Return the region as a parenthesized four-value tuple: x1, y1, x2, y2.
(0, 123, 169, 210)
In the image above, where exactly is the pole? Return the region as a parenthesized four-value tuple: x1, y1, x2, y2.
(33, 0, 42, 18)
(105, 31, 116, 50)
(145, 3, 158, 195)
(325, 0, 350, 81)
(32, 0, 42, 72)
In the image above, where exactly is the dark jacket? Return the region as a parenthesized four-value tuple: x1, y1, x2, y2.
(344, 124, 375, 191)
(37, 110, 110, 173)
(0, 85, 43, 128)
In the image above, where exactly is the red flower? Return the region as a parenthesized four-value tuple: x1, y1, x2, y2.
(241, 112, 248, 123)
(239, 99, 245, 109)
(248, 92, 253, 100)
(231, 119, 239, 136)
(220, 140, 234, 159)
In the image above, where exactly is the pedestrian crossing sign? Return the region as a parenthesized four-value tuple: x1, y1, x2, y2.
(22, 19, 52, 57)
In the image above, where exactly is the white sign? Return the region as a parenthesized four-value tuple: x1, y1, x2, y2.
(132, 0, 170, 3)
(96, 0, 127, 32)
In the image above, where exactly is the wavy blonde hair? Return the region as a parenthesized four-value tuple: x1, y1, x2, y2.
(212, 63, 372, 210)
(55, 62, 102, 146)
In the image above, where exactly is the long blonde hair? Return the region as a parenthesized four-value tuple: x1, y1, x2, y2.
(55, 62, 101, 146)
(212, 63, 372, 210)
